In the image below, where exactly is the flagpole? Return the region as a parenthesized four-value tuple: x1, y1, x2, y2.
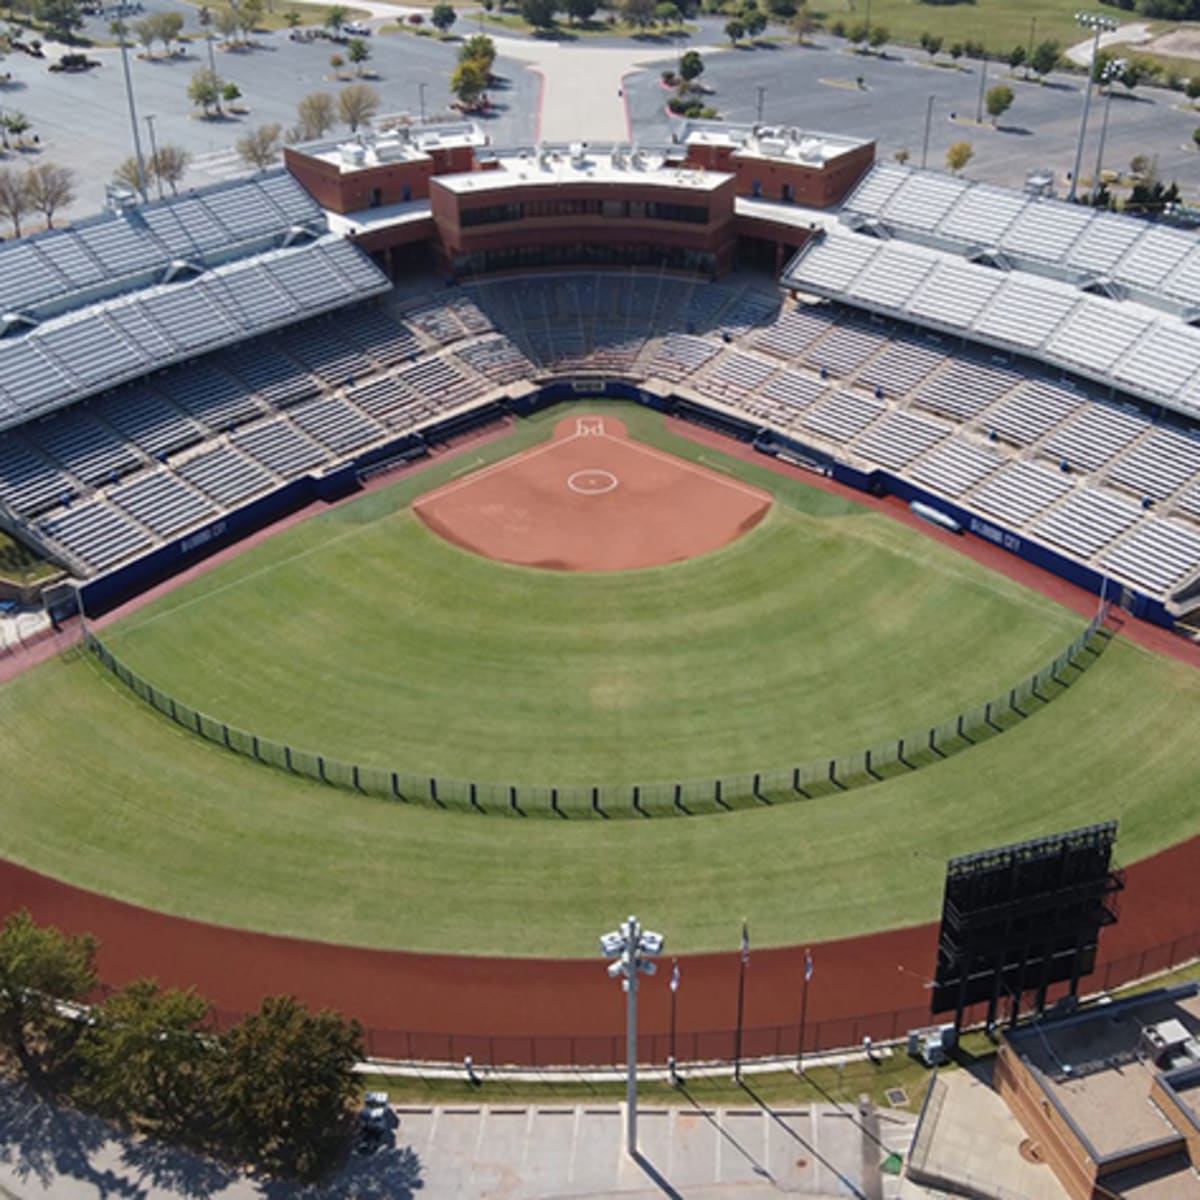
(797, 947, 812, 1074)
(669, 957, 679, 1086)
(734, 919, 748, 1083)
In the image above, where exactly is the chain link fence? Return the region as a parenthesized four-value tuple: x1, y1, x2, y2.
(82, 609, 1112, 818)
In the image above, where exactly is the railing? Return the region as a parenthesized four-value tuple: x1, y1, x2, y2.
(81, 608, 1113, 818)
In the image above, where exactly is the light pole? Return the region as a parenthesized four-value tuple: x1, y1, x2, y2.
(1091, 58, 1124, 205)
(755, 85, 766, 125)
(975, 51, 988, 125)
(920, 94, 934, 169)
(600, 915, 664, 1157)
(144, 114, 163, 201)
(1068, 12, 1118, 202)
(419, 81, 427, 124)
(113, 19, 148, 201)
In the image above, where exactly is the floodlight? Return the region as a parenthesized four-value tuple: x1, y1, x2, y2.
(600, 931, 624, 958)
(639, 931, 665, 957)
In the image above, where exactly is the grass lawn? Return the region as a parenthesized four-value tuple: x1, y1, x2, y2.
(102, 403, 1083, 794)
(0, 530, 59, 586)
(0, 404, 1196, 955)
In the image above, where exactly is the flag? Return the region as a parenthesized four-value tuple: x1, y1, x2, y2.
(805, 948, 814, 983)
(670, 960, 680, 993)
(740, 920, 750, 967)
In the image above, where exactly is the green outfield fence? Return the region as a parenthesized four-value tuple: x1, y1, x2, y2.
(81, 607, 1112, 819)
(189, 928, 1198, 1068)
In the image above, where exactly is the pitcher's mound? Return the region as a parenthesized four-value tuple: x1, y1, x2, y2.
(414, 415, 772, 572)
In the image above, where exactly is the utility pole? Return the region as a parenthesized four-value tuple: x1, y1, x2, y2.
(144, 114, 163, 201)
(114, 19, 148, 201)
(755, 86, 766, 125)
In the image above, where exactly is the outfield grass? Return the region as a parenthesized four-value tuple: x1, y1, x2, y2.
(102, 404, 1081, 789)
(0, 404, 1196, 955)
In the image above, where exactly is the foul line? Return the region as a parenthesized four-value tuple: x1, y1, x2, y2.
(414, 432, 583, 506)
(597, 434, 771, 503)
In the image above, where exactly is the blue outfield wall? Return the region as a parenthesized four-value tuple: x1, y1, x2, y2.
(76, 386, 1175, 630)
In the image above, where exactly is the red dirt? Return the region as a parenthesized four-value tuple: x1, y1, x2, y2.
(0, 407, 1197, 1063)
(414, 415, 772, 571)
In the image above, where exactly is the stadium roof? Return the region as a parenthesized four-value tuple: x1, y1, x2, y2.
(841, 161, 1200, 319)
(782, 226, 1200, 424)
(0, 173, 390, 432)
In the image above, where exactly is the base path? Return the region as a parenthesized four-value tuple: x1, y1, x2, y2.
(415, 415, 772, 571)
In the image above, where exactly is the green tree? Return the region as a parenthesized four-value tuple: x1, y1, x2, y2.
(0, 910, 96, 1066)
(1008, 43, 1026, 73)
(188, 67, 222, 116)
(112, 155, 146, 194)
(222, 80, 241, 104)
(919, 31, 941, 59)
(337, 81, 379, 131)
(1029, 38, 1059, 80)
(1193, 126, 1200, 149)
(150, 144, 190, 194)
(868, 24, 888, 52)
(451, 57, 488, 106)
(791, 1, 815, 42)
(679, 48, 703, 80)
(1187, 76, 1200, 102)
(846, 19, 867, 44)
(38, 0, 83, 38)
(948, 41, 963, 63)
(76, 980, 210, 1129)
(520, 0, 556, 26)
(724, 16, 744, 42)
(238, 0, 264, 38)
(236, 123, 282, 170)
(563, 0, 596, 19)
(328, 52, 344, 75)
(346, 36, 369, 74)
(283, 8, 301, 26)
(986, 83, 1014, 124)
(159, 11, 184, 51)
(894, 147, 910, 164)
(133, 16, 158, 54)
(945, 139, 973, 174)
(459, 32, 496, 73)
(23, 162, 75, 228)
(324, 3, 347, 32)
(214, 5, 239, 42)
(209, 996, 363, 1180)
(622, 0, 656, 28)
(296, 91, 337, 139)
(1119, 59, 1145, 93)
(742, 6, 766, 36)
(656, 1, 680, 25)
(431, 1, 456, 31)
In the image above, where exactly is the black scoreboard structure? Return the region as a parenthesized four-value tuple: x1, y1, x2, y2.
(931, 822, 1124, 1032)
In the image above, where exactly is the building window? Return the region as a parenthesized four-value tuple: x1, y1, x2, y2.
(402, 184, 412, 202)
(782, 183, 795, 204)
(369, 188, 382, 208)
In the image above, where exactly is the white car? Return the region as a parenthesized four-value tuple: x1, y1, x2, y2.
(344, 20, 371, 35)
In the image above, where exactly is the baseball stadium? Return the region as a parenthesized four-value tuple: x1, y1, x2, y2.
(0, 119, 1198, 1084)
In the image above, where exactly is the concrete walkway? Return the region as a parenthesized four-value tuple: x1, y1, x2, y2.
(0, 1077, 915, 1198)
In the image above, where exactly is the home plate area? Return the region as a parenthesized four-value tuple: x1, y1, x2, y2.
(413, 415, 773, 571)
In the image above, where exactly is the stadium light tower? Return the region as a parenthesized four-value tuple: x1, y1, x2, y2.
(600, 915, 664, 1157)
(1068, 11, 1118, 203)
(1091, 58, 1125, 205)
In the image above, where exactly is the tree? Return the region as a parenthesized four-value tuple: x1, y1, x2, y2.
(894, 147, 910, 164)
(945, 140, 973, 174)
(112, 155, 146, 194)
(846, 19, 867, 44)
(679, 48, 703, 81)
(868, 24, 888, 52)
(238, 0, 264, 38)
(1187, 76, 1200, 102)
(564, 0, 596, 19)
(1008, 44, 1026, 73)
(24, 163, 75, 228)
(459, 33, 496, 73)
(986, 83, 1014, 125)
(296, 90, 337, 139)
(337, 81, 379, 131)
(188, 67, 222, 116)
(742, 6, 767, 37)
(656, 2, 680, 26)
(451, 58, 488, 106)
(0, 910, 96, 1065)
(214, 5, 239, 42)
(38, 0, 83, 38)
(520, 0, 556, 26)
(1119, 59, 1145, 93)
(133, 16, 158, 54)
(324, 3, 347, 32)
(151, 144, 190, 194)
(329, 52, 344, 75)
(791, 1, 815, 42)
(1193, 126, 1200, 149)
(209, 996, 363, 1180)
(431, 1, 456, 31)
(76, 980, 211, 1130)
(1029, 38, 1059, 80)
(159, 11, 184, 51)
(919, 31, 942, 59)
(622, 0, 656, 28)
(346, 36, 369, 74)
(236, 123, 282, 170)
(948, 42, 963, 63)
(724, 16, 744, 42)
(222, 81, 241, 105)
(283, 9, 302, 27)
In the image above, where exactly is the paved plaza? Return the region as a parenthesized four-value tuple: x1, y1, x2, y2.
(0, 1073, 917, 1198)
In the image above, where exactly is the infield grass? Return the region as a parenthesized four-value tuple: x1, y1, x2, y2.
(0, 403, 1196, 955)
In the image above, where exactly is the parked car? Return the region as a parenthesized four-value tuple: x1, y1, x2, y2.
(357, 1091, 390, 1153)
(344, 20, 371, 35)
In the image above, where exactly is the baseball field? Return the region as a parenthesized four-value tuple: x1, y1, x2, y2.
(0, 401, 1196, 958)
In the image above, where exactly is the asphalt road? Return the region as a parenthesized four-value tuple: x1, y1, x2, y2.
(1, 10, 1198, 225)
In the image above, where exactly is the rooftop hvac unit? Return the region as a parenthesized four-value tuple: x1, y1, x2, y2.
(339, 142, 367, 167)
